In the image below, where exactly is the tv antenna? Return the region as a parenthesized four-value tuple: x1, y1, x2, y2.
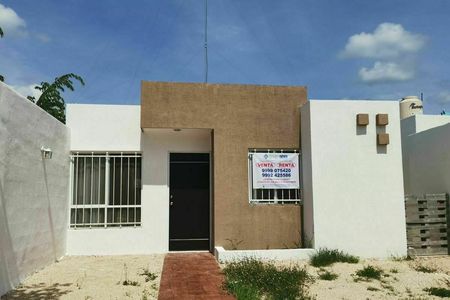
(204, 0, 208, 83)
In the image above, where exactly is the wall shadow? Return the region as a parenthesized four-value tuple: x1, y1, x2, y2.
(0, 181, 20, 295)
(377, 145, 387, 154)
(41, 159, 58, 261)
(356, 126, 367, 135)
(1, 283, 73, 300)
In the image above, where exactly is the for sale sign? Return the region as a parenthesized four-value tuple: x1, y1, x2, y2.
(252, 153, 300, 189)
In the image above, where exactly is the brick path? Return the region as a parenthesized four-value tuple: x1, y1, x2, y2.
(158, 253, 234, 300)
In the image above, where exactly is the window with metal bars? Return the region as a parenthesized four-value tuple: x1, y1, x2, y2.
(70, 152, 142, 228)
(248, 149, 301, 205)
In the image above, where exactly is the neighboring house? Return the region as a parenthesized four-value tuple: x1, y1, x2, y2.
(401, 113, 450, 196)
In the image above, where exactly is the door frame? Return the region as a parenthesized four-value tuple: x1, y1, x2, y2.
(167, 151, 213, 252)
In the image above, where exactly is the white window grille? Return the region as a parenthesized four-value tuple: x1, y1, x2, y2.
(70, 152, 142, 228)
(248, 149, 301, 205)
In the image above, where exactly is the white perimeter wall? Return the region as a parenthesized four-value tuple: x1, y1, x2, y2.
(401, 114, 450, 194)
(407, 114, 450, 134)
(403, 123, 450, 195)
(0, 83, 70, 296)
(301, 100, 407, 258)
(66, 104, 211, 255)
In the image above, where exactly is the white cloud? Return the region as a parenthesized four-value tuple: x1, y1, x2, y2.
(358, 61, 414, 83)
(11, 84, 42, 100)
(340, 23, 426, 84)
(341, 23, 426, 59)
(0, 4, 27, 37)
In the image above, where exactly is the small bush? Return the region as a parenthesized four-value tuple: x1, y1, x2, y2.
(223, 258, 313, 300)
(367, 286, 379, 291)
(424, 287, 450, 298)
(310, 248, 359, 267)
(354, 265, 383, 281)
(225, 282, 260, 300)
(318, 269, 338, 281)
(119, 263, 140, 286)
(413, 264, 437, 273)
(140, 268, 157, 282)
(391, 255, 414, 261)
(122, 279, 139, 286)
(390, 268, 399, 273)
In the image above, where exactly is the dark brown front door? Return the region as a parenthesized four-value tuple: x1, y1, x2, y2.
(169, 153, 210, 251)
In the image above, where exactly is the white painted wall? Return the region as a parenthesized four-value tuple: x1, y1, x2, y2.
(300, 102, 314, 247)
(0, 82, 70, 296)
(66, 104, 141, 151)
(403, 123, 450, 195)
(401, 114, 450, 194)
(65, 104, 211, 255)
(301, 100, 407, 258)
(414, 114, 450, 133)
(401, 114, 450, 147)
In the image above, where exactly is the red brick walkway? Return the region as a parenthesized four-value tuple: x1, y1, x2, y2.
(158, 253, 235, 300)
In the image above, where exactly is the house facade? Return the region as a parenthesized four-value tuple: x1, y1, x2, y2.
(1, 80, 411, 295)
(66, 81, 307, 254)
(65, 81, 408, 257)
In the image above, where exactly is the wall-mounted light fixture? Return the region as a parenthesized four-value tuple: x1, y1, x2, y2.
(41, 146, 53, 159)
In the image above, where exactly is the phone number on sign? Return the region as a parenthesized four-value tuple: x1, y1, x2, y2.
(261, 168, 292, 178)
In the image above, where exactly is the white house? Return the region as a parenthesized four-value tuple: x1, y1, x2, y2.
(0, 81, 411, 296)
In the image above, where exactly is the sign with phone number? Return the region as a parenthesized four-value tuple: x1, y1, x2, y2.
(252, 153, 300, 189)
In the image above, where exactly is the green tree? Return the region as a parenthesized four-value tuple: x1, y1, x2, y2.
(28, 73, 85, 123)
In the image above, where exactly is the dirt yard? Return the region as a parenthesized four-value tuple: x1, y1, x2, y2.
(278, 256, 450, 299)
(1, 255, 165, 300)
(3, 254, 450, 299)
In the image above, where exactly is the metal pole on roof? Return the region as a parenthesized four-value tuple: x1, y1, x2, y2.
(204, 0, 208, 83)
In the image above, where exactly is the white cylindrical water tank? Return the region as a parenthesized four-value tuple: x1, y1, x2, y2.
(400, 96, 423, 119)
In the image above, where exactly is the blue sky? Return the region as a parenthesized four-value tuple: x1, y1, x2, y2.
(1, 0, 449, 113)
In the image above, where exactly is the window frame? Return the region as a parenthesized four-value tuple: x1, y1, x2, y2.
(248, 149, 302, 205)
(69, 151, 142, 228)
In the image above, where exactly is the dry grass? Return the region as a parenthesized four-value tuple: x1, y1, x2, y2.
(276, 256, 450, 299)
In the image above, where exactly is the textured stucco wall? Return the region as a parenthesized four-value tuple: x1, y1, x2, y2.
(0, 82, 70, 296)
(141, 81, 307, 250)
(301, 100, 407, 258)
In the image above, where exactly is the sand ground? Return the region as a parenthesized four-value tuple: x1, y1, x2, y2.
(2, 254, 450, 299)
(276, 256, 450, 299)
(1, 255, 165, 300)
